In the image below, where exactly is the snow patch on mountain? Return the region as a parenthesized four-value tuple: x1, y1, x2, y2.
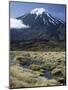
(47, 13, 55, 21)
(10, 18, 30, 29)
(43, 18, 45, 24)
(30, 8, 47, 16)
(49, 19, 56, 25)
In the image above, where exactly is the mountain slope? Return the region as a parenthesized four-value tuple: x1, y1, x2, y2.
(10, 8, 66, 51)
(10, 8, 65, 41)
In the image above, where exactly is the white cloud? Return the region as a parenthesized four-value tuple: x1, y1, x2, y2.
(10, 18, 30, 29)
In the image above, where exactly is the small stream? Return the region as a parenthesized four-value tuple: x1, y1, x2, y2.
(42, 69, 52, 79)
(10, 59, 53, 79)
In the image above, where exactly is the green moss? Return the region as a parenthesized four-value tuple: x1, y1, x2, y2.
(29, 64, 41, 71)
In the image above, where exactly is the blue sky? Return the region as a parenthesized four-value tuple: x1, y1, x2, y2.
(9, 1, 66, 21)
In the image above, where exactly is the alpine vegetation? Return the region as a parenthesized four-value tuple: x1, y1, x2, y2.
(9, 2, 66, 89)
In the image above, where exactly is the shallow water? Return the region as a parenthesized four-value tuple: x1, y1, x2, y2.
(42, 69, 52, 79)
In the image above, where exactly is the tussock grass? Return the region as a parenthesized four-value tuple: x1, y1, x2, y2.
(10, 51, 66, 88)
(10, 65, 57, 88)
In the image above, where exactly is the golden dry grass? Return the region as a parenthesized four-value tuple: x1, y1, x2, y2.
(10, 51, 66, 88)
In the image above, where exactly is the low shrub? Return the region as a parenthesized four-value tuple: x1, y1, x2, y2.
(29, 64, 41, 71)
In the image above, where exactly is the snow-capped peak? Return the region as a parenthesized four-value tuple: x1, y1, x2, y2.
(30, 8, 47, 16)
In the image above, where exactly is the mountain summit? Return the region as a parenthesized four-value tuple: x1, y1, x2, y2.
(10, 8, 66, 42)
(30, 8, 47, 16)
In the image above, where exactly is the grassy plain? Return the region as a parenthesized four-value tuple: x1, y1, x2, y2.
(10, 51, 66, 89)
